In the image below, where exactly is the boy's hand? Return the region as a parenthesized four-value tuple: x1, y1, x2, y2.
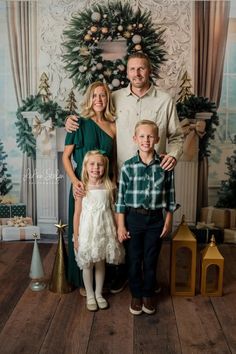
(117, 226, 130, 243)
(160, 223, 171, 238)
(65, 115, 79, 132)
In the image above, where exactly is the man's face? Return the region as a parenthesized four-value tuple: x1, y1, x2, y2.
(127, 58, 150, 89)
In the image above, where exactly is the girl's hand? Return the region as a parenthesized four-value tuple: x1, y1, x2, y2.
(117, 226, 130, 243)
(73, 238, 79, 252)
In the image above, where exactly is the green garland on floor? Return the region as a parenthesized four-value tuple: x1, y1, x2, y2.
(176, 95, 219, 160)
(15, 95, 69, 159)
(62, 1, 166, 93)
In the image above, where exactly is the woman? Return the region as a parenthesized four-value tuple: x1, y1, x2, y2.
(62, 81, 116, 293)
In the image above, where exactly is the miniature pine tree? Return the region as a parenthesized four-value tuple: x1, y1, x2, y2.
(0, 140, 13, 196)
(177, 71, 193, 103)
(38, 72, 52, 102)
(65, 90, 78, 114)
(216, 135, 236, 208)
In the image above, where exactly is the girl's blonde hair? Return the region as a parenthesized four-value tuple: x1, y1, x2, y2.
(80, 81, 115, 122)
(81, 150, 113, 193)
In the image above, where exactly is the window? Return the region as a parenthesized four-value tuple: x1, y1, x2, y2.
(0, 2, 21, 201)
(209, 3, 236, 188)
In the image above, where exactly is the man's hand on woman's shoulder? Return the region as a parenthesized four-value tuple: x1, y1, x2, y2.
(65, 115, 79, 133)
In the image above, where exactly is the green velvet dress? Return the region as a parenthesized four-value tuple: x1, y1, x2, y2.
(65, 117, 114, 288)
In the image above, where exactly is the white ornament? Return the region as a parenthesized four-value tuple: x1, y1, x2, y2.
(117, 25, 123, 32)
(108, 84, 113, 90)
(96, 63, 103, 70)
(112, 78, 120, 87)
(91, 66, 97, 72)
(103, 14, 107, 19)
(132, 35, 142, 44)
(91, 12, 101, 22)
(99, 74, 104, 79)
(79, 65, 87, 73)
(118, 64, 125, 71)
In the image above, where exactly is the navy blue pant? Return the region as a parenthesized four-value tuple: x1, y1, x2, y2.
(125, 209, 164, 298)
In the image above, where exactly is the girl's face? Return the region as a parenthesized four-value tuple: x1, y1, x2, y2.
(86, 154, 105, 182)
(92, 86, 107, 114)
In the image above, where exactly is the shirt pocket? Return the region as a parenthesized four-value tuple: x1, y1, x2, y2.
(153, 171, 164, 191)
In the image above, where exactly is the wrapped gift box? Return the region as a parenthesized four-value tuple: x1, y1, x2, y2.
(2, 226, 40, 241)
(0, 217, 33, 239)
(200, 207, 230, 229)
(228, 209, 236, 229)
(224, 228, 236, 243)
(0, 203, 26, 218)
(190, 226, 224, 244)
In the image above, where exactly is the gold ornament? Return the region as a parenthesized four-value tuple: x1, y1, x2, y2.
(101, 27, 109, 34)
(84, 34, 91, 41)
(79, 47, 90, 56)
(135, 44, 142, 51)
(123, 31, 131, 39)
(138, 23, 143, 28)
(127, 24, 132, 30)
(90, 26, 98, 33)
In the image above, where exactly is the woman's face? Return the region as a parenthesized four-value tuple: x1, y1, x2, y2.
(92, 86, 107, 114)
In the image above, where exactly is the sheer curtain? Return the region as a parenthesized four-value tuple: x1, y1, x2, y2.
(7, 1, 38, 223)
(194, 0, 230, 217)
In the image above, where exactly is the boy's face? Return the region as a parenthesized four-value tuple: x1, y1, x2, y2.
(133, 124, 159, 153)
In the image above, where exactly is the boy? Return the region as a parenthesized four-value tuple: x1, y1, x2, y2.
(115, 120, 178, 315)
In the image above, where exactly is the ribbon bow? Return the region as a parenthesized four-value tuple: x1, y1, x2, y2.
(32, 116, 55, 155)
(196, 221, 215, 229)
(180, 118, 206, 139)
(7, 216, 28, 228)
(180, 118, 207, 161)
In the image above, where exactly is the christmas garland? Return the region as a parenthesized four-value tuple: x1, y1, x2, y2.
(15, 95, 68, 159)
(62, 1, 166, 93)
(176, 95, 219, 160)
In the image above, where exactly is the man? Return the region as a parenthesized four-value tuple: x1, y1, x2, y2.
(65, 52, 183, 293)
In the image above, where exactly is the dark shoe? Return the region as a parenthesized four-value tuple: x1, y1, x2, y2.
(129, 297, 142, 315)
(142, 297, 156, 315)
(110, 278, 128, 294)
(155, 285, 162, 294)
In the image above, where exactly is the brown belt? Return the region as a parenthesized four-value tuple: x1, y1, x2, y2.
(128, 207, 162, 216)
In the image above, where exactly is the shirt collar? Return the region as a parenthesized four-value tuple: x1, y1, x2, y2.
(125, 83, 155, 98)
(134, 150, 161, 164)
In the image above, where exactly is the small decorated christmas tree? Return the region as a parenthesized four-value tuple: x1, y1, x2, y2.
(0, 139, 13, 196)
(177, 71, 193, 103)
(216, 135, 236, 208)
(65, 90, 78, 114)
(38, 72, 52, 102)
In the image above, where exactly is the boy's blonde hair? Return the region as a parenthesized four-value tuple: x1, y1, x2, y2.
(81, 81, 115, 122)
(134, 119, 159, 136)
(81, 150, 113, 193)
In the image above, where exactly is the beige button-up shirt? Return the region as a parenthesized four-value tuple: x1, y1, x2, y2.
(112, 84, 183, 170)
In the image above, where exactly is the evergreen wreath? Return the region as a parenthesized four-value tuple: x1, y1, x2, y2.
(16, 95, 68, 159)
(176, 95, 219, 161)
(62, 1, 166, 93)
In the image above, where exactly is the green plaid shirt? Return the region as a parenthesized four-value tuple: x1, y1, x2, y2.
(115, 152, 178, 213)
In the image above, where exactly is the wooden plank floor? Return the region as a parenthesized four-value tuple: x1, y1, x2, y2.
(0, 241, 236, 354)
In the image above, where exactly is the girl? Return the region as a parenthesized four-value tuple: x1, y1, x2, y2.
(73, 150, 125, 311)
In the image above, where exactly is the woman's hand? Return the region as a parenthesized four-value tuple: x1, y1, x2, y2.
(73, 180, 86, 199)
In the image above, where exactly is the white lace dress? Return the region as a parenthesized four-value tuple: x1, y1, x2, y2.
(75, 186, 125, 269)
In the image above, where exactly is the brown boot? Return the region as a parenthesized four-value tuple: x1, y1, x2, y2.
(142, 297, 156, 315)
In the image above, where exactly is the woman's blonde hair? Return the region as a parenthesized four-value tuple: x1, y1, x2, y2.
(81, 150, 113, 193)
(80, 81, 115, 121)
